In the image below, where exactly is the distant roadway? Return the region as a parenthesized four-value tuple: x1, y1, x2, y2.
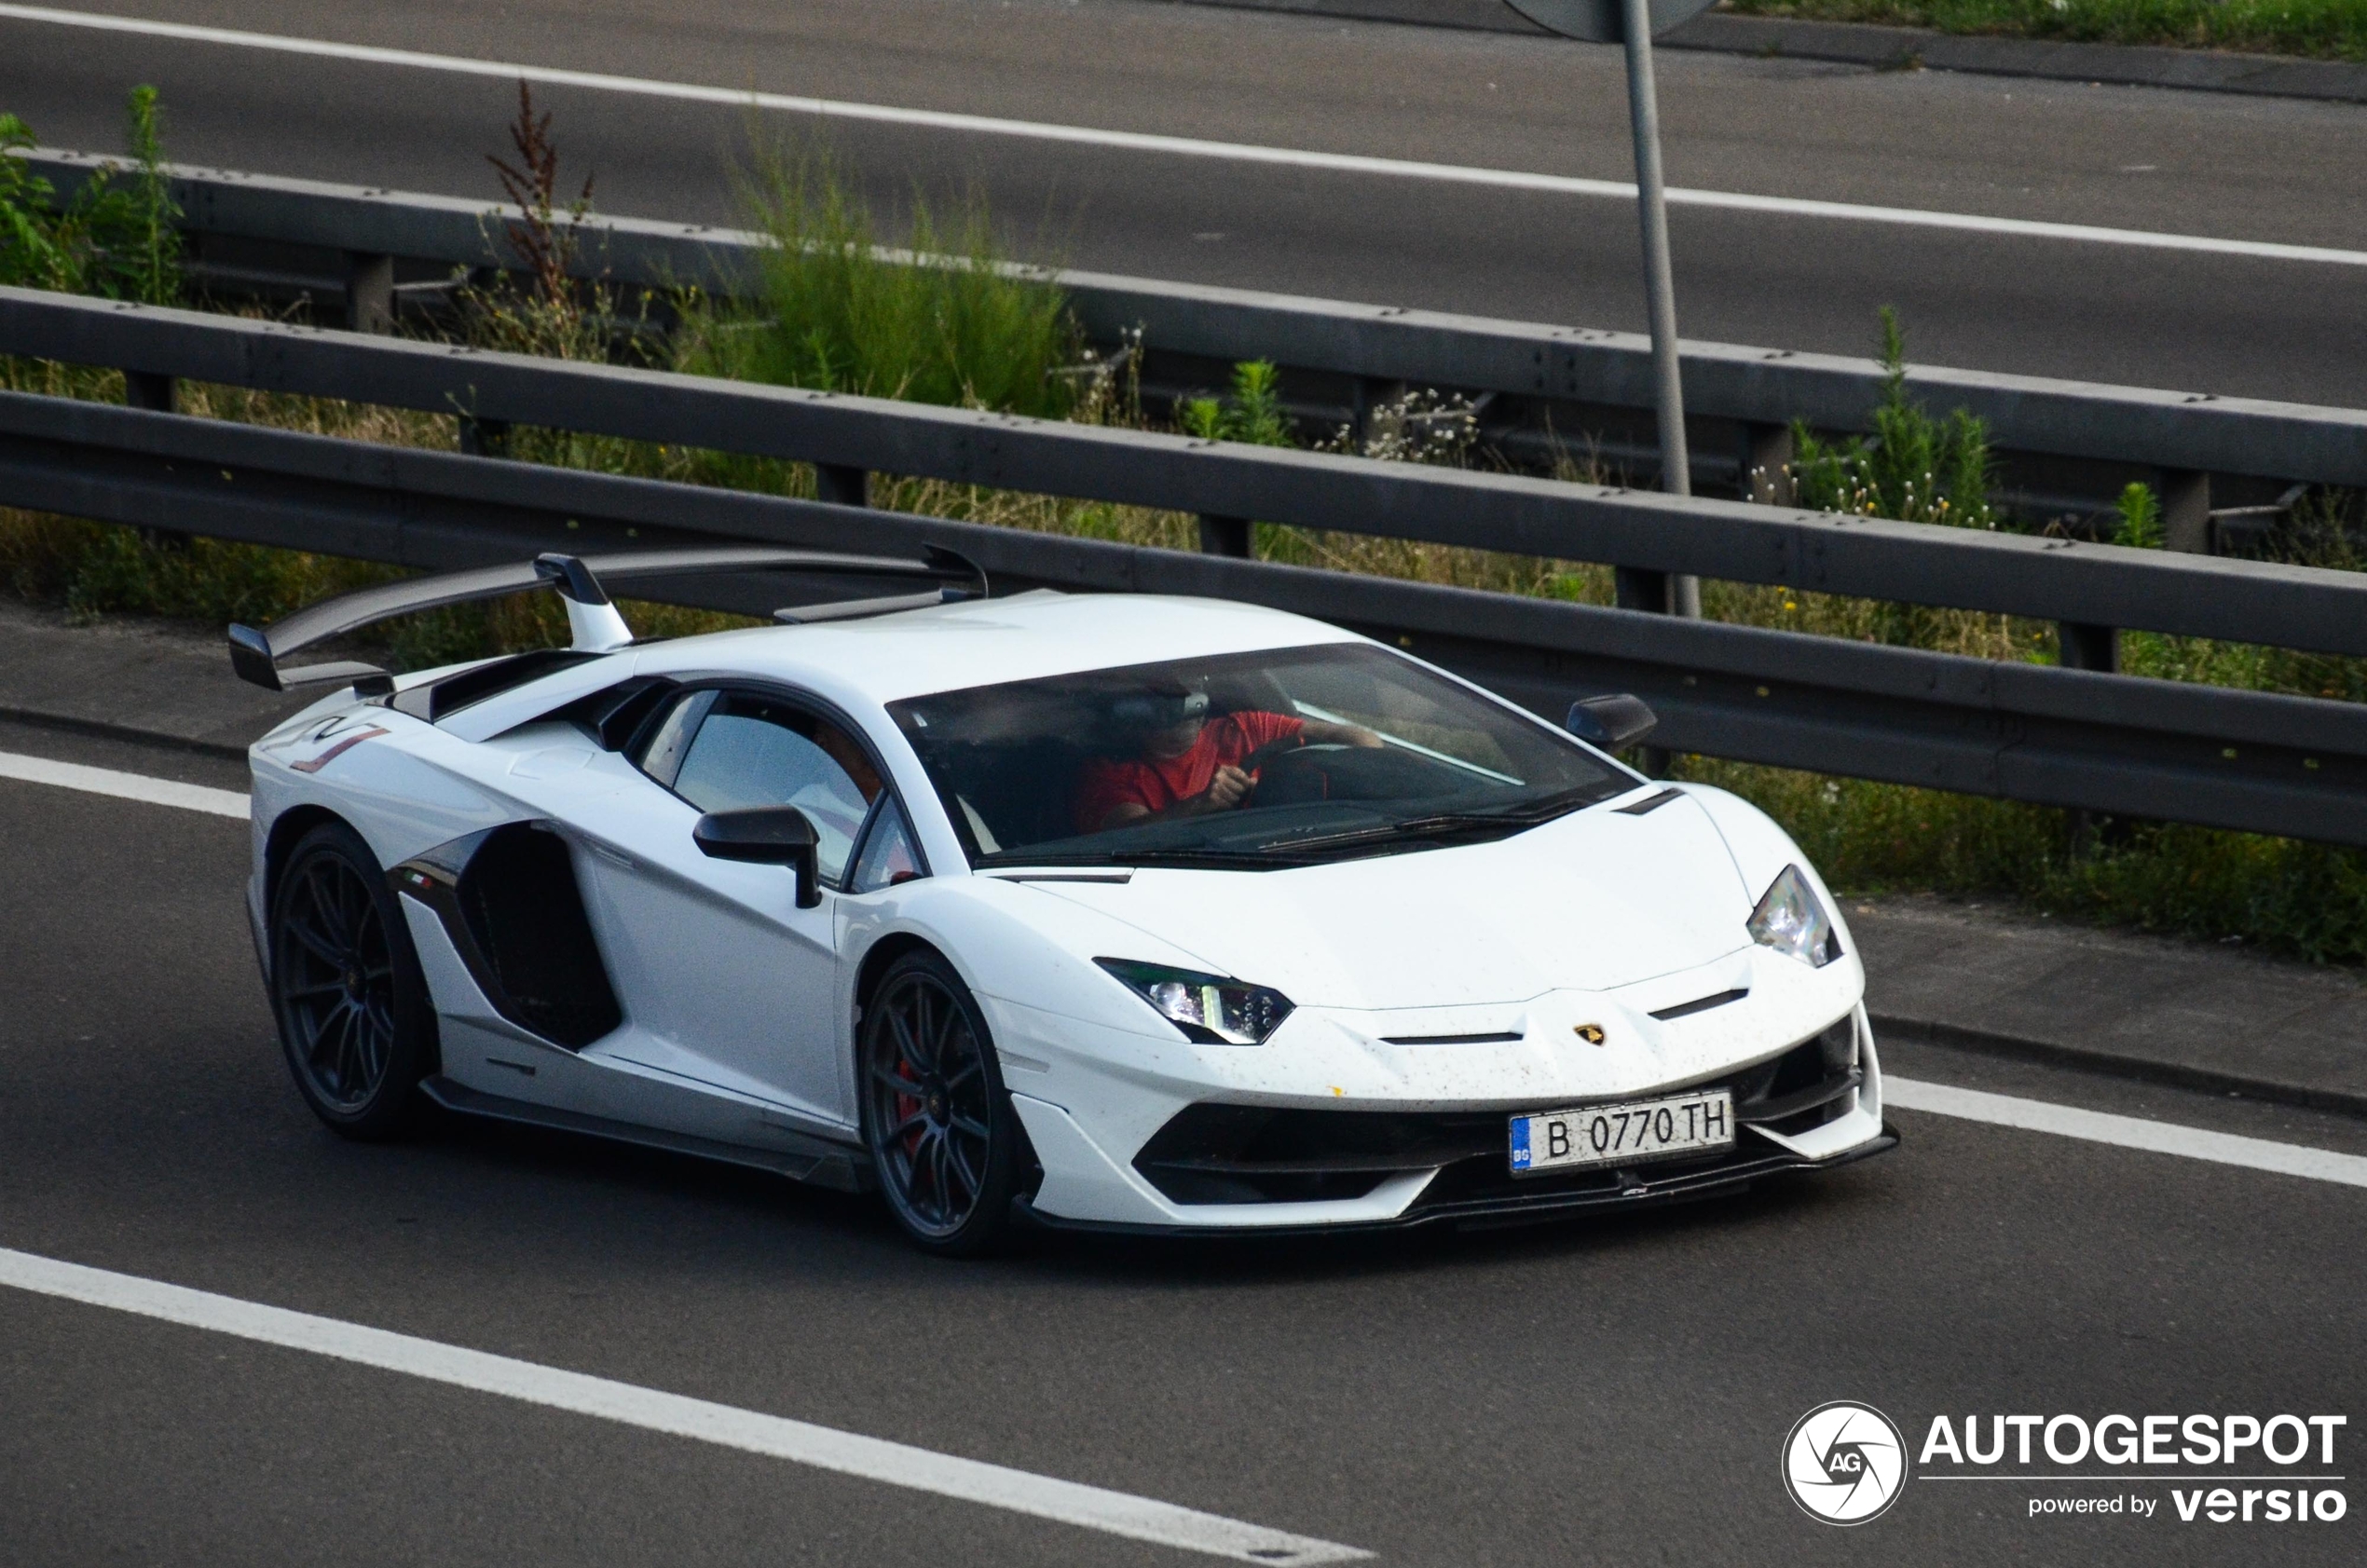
(2, 0, 2364, 405)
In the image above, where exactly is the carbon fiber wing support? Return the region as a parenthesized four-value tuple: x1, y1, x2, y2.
(226, 544, 985, 693)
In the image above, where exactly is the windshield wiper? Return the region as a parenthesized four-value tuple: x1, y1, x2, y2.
(982, 846, 1314, 872)
(1259, 785, 1616, 856)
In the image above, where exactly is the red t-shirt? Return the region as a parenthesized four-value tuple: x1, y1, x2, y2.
(1074, 711, 1305, 832)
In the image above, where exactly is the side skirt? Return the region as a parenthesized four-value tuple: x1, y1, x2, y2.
(420, 1075, 873, 1193)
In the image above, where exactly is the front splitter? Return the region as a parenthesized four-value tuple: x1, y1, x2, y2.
(1009, 1125, 1899, 1239)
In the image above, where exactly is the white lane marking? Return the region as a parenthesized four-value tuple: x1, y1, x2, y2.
(0, 1246, 1368, 1565)
(1884, 1076, 2367, 1190)
(5, 5, 2363, 268)
(0, 748, 248, 818)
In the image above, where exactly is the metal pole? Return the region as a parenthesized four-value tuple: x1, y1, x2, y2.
(1620, 0, 1699, 619)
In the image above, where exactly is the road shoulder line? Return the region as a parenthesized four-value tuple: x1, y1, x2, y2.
(0, 1246, 1369, 1566)
(1884, 1075, 2367, 1189)
(0, 748, 249, 818)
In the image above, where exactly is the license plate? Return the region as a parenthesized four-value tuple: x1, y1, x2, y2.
(1510, 1088, 1734, 1174)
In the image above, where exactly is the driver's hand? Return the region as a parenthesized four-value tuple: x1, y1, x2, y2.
(1196, 764, 1254, 811)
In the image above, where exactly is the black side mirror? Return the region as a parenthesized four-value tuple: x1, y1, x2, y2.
(693, 806, 822, 908)
(1566, 693, 1657, 751)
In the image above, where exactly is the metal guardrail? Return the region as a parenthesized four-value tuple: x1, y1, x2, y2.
(19, 149, 2367, 520)
(7, 387, 2364, 847)
(8, 285, 2367, 669)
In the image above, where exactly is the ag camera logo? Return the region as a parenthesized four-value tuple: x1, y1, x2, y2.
(1785, 1401, 1909, 1524)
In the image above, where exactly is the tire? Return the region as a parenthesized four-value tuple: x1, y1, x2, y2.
(859, 949, 1024, 1257)
(268, 820, 439, 1140)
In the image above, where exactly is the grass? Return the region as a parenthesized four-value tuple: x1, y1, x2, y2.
(1, 88, 181, 301)
(1724, 0, 2367, 62)
(679, 142, 1082, 420)
(7, 97, 2367, 962)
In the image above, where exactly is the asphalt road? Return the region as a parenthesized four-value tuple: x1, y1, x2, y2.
(1, 715, 2361, 1565)
(2, 1, 2365, 405)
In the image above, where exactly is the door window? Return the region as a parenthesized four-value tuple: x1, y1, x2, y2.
(637, 688, 716, 788)
(661, 692, 884, 885)
(849, 798, 924, 893)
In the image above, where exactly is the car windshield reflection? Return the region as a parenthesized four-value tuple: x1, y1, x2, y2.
(887, 643, 1632, 869)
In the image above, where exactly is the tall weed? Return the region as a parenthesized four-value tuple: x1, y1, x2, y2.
(1180, 360, 1293, 446)
(0, 87, 180, 303)
(1783, 307, 1995, 530)
(689, 143, 1078, 419)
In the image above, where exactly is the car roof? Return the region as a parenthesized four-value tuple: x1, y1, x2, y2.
(625, 591, 1367, 707)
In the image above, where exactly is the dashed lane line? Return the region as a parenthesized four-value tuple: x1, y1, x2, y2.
(4, 5, 2364, 267)
(0, 1247, 1368, 1564)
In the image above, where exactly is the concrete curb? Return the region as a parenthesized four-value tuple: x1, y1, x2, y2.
(1667, 14, 2367, 105)
(1871, 1013, 2367, 1120)
(0, 703, 252, 763)
(0, 599, 308, 759)
(1151, 1, 2367, 105)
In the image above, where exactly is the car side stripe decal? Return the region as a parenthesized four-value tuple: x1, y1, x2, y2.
(289, 725, 389, 773)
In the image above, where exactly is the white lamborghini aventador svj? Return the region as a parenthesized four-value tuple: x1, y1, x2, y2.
(231, 546, 1893, 1254)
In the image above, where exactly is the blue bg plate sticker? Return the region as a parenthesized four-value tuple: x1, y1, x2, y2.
(1509, 1088, 1734, 1175)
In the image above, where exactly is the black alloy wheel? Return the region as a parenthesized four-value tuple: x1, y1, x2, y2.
(860, 950, 1023, 1256)
(269, 821, 437, 1139)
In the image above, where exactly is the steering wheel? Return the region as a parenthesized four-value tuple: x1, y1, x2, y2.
(1238, 734, 1346, 807)
(1236, 736, 1307, 778)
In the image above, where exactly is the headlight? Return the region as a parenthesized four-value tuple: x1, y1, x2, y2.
(1747, 865, 1841, 968)
(1095, 960, 1294, 1045)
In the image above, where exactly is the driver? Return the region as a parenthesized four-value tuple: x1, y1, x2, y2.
(1075, 686, 1382, 833)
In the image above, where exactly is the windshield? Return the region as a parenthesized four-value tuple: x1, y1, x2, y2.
(887, 642, 1633, 869)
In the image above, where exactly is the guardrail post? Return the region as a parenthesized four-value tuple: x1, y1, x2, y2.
(2058, 622, 2119, 675)
(1355, 376, 1407, 447)
(2160, 469, 2211, 553)
(1198, 515, 1252, 557)
(346, 252, 396, 334)
(815, 464, 869, 508)
(2059, 622, 2121, 855)
(1614, 566, 1676, 774)
(1614, 566, 1673, 615)
(458, 416, 511, 457)
(122, 371, 185, 547)
(1741, 421, 1792, 503)
(123, 370, 173, 413)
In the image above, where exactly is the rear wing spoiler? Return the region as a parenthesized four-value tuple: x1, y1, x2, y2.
(227, 545, 984, 694)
